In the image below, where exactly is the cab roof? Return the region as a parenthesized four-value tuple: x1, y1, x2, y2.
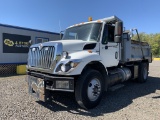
(68, 16, 122, 29)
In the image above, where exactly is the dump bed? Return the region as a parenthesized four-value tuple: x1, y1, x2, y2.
(120, 32, 152, 63)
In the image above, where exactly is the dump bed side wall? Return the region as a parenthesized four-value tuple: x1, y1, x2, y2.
(121, 33, 151, 63)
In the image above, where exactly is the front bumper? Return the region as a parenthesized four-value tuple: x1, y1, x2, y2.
(27, 72, 74, 101)
(28, 75, 46, 101)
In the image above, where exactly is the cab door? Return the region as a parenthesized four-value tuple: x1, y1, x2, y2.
(100, 24, 120, 67)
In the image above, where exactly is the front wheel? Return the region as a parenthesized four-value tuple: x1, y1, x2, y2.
(75, 69, 104, 109)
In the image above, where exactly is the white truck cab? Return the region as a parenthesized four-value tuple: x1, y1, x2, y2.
(27, 16, 152, 109)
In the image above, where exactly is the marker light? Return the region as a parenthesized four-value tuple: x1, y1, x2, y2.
(88, 17, 92, 21)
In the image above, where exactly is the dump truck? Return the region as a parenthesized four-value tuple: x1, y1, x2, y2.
(26, 16, 152, 109)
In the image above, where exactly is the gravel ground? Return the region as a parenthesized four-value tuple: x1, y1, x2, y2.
(0, 61, 160, 120)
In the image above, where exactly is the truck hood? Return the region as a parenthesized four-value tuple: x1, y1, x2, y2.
(52, 40, 97, 52)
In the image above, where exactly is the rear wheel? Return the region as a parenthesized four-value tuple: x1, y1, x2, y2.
(137, 62, 149, 83)
(75, 69, 104, 109)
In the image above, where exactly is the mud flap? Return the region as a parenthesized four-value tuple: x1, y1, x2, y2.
(27, 75, 46, 101)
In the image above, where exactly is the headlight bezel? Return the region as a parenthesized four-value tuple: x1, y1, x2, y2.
(59, 59, 81, 73)
(60, 63, 71, 72)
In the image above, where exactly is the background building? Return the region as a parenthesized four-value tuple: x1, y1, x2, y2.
(0, 23, 60, 75)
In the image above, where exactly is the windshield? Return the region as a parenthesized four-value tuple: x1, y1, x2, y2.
(62, 23, 102, 41)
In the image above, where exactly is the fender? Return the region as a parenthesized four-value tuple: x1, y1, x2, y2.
(53, 50, 106, 75)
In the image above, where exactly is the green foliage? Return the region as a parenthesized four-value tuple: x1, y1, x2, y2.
(132, 33, 160, 57)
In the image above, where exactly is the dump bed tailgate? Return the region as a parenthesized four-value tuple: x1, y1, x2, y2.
(121, 33, 152, 63)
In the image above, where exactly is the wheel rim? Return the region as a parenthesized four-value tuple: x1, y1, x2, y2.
(143, 66, 148, 80)
(87, 78, 101, 101)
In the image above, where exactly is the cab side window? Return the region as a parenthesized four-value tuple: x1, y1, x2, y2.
(108, 25, 115, 42)
(102, 24, 115, 44)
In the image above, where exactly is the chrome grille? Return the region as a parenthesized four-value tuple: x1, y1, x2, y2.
(28, 46, 55, 69)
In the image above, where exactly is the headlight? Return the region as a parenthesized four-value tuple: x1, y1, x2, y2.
(60, 60, 81, 73)
(70, 62, 79, 68)
(61, 63, 71, 72)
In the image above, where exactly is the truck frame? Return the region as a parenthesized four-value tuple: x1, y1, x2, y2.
(27, 16, 152, 109)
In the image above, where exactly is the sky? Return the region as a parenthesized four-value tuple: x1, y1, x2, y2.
(0, 0, 159, 34)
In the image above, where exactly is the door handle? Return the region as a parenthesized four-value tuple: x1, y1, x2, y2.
(105, 46, 108, 49)
(102, 46, 108, 49)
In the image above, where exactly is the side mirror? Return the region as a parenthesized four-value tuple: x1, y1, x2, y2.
(114, 21, 123, 43)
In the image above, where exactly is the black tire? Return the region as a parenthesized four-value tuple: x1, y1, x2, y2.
(75, 69, 104, 109)
(137, 62, 149, 83)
